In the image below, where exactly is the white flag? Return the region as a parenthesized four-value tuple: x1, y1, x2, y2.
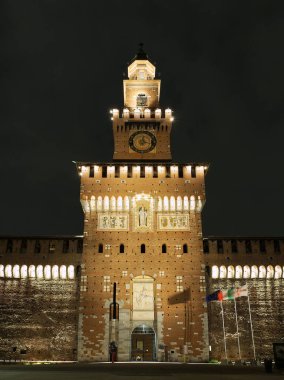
(234, 284, 248, 298)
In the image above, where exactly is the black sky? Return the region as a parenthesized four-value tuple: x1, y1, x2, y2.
(1, 0, 284, 237)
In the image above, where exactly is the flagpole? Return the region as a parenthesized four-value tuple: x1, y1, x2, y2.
(220, 301, 228, 363)
(234, 297, 241, 361)
(247, 291, 256, 360)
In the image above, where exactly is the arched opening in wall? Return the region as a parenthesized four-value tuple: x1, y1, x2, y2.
(267, 265, 274, 279)
(251, 265, 258, 278)
(243, 265, 251, 279)
(227, 265, 235, 278)
(28, 265, 36, 278)
(141, 244, 146, 254)
(0, 265, 4, 277)
(13, 265, 20, 279)
(68, 265, 75, 279)
(259, 265, 266, 278)
(44, 265, 51, 280)
(219, 265, 227, 279)
(36, 265, 44, 279)
(120, 244, 125, 254)
(212, 265, 219, 279)
(5, 265, 12, 278)
(52, 265, 59, 279)
(21, 265, 27, 278)
(131, 325, 156, 361)
(183, 244, 188, 254)
(98, 244, 103, 253)
(60, 265, 67, 279)
(275, 265, 282, 279)
(235, 265, 242, 279)
(162, 244, 167, 253)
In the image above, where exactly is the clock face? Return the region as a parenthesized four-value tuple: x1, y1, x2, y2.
(129, 131, 157, 153)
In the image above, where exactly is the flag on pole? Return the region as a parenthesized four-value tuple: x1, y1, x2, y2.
(206, 289, 223, 302)
(234, 284, 248, 298)
(222, 287, 235, 300)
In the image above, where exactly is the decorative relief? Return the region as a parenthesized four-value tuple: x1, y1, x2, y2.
(157, 213, 190, 230)
(133, 194, 154, 232)
(132, 276, 154, 321)
(97, 213, 129, 230)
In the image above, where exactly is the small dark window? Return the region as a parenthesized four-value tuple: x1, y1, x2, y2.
(183, 244, 188, 253)
(140, 166, 145, 178)
(217, 240, 223, 254)
(102, 166, 107, 178)
(12, 347, 17, 353)
(153, 166, 158, 178)
(115, 166, 120, 178)
(6, 239, 13, 253)
(20, 239, 27, 254)
(119, 244, 125, 254)
(20, 349, 27, 355)
(274, 239, 280, 253)
(166, 166, 171, 178)
(137, 93, 147, 106)
(63, 240, 69, 253)
(245, 240, 252, 253)
(178, 166, 183, 178)
(162, 244, 167, 253)
(191, 166, 196, 178)
(34, 240, 41, 253)
(49, 241, 55, 253)
(98, 244, 103, 253)
(89, 166, 94, 177)
(127, 166, 133, 178)
(259, 240, 266, 253)
(141, 244, 146, 254)
(231, 239, 238, 253)
(77, 239, 83, 253)
(203, 239, 209, 253)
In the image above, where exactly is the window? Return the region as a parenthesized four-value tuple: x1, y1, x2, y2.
(191, 166, 196, 178)
(119, 244, 125, 254)
(141, 244, 146, 254)
(49, 241, 55, 253)
(176, 275, 183, 292)
(259, 240, 266, 253)
(34, 240, 41, 253)
(6, 239, 13, 253)
(89, 166, 94, 177)
(140, 166, 145, 178)
(183, 244, 188, 254)
(274, 239, 280, 253)
(231, 239, 238, 253)
(103, 276, 110, 292)
(203, 239, 209, 253)
(245, 240, 252, 253)
(63, 240, 69, 253)
(98, 244, 103, 253)
(178, 166, 183, 178)
(77, 239, 83, 253)
(162, 244, 167, 253)
(136, 93, 147, 106)
(20, 239, 27, 254)
(102, 165, 107, 178)
(217, 240, 223, 254)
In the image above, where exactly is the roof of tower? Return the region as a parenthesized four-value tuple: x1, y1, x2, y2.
(130, 43, 153, 64)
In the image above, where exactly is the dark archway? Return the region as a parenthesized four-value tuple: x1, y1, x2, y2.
(131, 324, 156, 361)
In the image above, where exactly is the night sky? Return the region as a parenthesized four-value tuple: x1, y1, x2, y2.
(1, 0, 284, 237)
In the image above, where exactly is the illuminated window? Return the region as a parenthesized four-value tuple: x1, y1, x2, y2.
(235, 265, 242, 279)
(183, 196, 189, 211)
(97, 196, 103, 210)
(12, 265, 20, 278)
(0, 265, 4, 277)
(52, 265, 59, 279)
(104, 196, 109, 211)
(68, 265, 75, 279)
(163, 196, 169, 211)
(117, 196, 123, 211)
(103, 275, 110, 292)
(36, 265, 44, 279)
(28, 265, 36, 278)
(60, 265, 67, 279)
(212, 265, 219, 279)
(251, 265, 258, 278)
(90, 196, 96, 211)
(243, 265, 250, 279)
(177, 196, 182, 211)
(21, 265, 28, 278)
(259, 265, 266, 278)
(219, 265, 227, 279)
(124, 196, 130, 210)
(176, 275, 183, 292)
(274, 265, 282, 279)
(190, 195, 195, 211)
(5, 265, 12, 278)
(49, 241, 55, 253)
(170, 196, 176, 211)
(157, 197, 162, 211)
(227, 265, 235, 278)
(266, 265, 274, 279)
(44, 265, 51, 280)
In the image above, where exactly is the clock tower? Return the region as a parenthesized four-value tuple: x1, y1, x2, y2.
(77, 45, 209, 363)
(112, 44, 172, 161)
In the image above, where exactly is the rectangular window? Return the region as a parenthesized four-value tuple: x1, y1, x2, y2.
(203, 239, 209, 253)
(231, 239, 238, 253)
(103, 276, 110, 292)
(89, 166, 94, 177)
(6, 239, 13, 253)
(140, 166, 145, 178)
(166, 166, 171, 178)
(102, 165, 107, 178)
(49, 242, 55, 253)
(127, 165, 133, 178)
(191, 166, 196, 178)
(274, 239, 280, 253)
(217, 240, 223, 254)
(115, 166, 119, 178)
(178, 166, 183, 178)
(176, 275, 183, 292)
(245, 240, 252, 253)
(259, 240, 266, 253)
(153, 165, 158, 178)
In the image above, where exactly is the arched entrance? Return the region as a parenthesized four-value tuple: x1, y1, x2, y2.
(131, 324, 156, 361)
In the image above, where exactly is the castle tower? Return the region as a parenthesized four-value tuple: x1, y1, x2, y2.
(76, 45, 209, 362)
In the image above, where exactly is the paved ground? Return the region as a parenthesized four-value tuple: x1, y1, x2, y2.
(0, 363, 283, 380)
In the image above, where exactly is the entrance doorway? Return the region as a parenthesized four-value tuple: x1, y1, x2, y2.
(131, 325, 156, 361)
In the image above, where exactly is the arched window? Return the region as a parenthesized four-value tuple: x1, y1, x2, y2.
(44, 265, 51, 280)
(212, 265, 219, 279)
(163, 196, 169, 211)
(60, 265, 67, 279)
(110, 196, 116, 211)
(52, 265, 59, 279)
(177, 196, 183, 211)
(235, 265, 243, 279)
(141, 244, 146, 254)
(98, 244, 103, 253)
(170, 196, 176, 211)
(28, 265, 36, 278)
(227, 265, 235, 278)
(274, 265, 282, 279)
(124, 196, 129, 210)
(5, 265, 12, 278)
(117, 196, 123, 211)
(267, 265, 274, 279)
(259, 265, 266, 278)
(190, 195, 195, 210)
(21, 265, 28, 278)
(219, 265, 227, 279)
(183, 196, 189, 211)
(162, 244, 167, 253)
(13, 265, 20, 278)
(183, 244, 188, 253)
(251, 265, 258, 278)
(0, 265, 4, 277)
(68, 265, 75, 279)
(119, 244, 125, 254)
(36, 265, 44, 279)
(97, 196, 103, 210)
(103, 196, 109, 211)
(90, 196, 96, 211)
(243, 265, 251, 279)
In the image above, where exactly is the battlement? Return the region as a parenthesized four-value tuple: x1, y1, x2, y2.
(76, 162, 208, 179)
(111, 108, 173, 120)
